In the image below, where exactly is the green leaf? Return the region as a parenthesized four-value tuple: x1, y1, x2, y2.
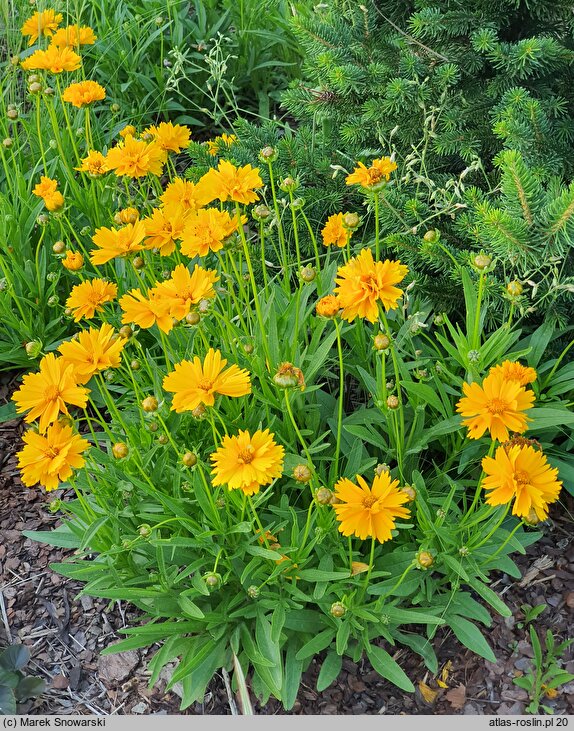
(296, 569, 351, 582)
(0, 402, 17, 423)
(23, 524, 81, 549)
(447, 616, 496, 662)
(0, 686, 17, 715)
(177, 596, 205, 620)
(528, 407, 574, 431)
(366, 644, 415, 692)
(335, 621, 351, 656)
(316, 651, 342, 692)
(282, 641, 303, 711)
(0, 644, 30, 671)
(246, 545, 285, 561)
(295, 628, 335, 661)
(466, 576, 512, 617)
(255, 613, 283, 698)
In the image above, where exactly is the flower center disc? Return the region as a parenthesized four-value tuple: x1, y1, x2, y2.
(487, 398, 507, 415)
(362, 494, 378, 509)
(198, 377, 214, 391)
(238, 446, 255, 464)
(44, 385, 61, 401)
(515, 470, 530, 486)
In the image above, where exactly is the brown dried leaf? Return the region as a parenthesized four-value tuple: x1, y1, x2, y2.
(445, 683, 466, 710)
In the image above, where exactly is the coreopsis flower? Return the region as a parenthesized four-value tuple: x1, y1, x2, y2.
(119, 289, 173, 333)
(90, 221, 146, 265)
(144, 122, 191, 153)
(196, 160, 262, 205)
(489, 360, 537, 387)
(322, 213, 350, 248)
(456, 371, 535, 442)
(32, 175, 64, 211)
(62, 80, 106, 107)
(21, 44, 81, 73)
(105, 134, 165, 178)
(21, 10, 62, 45)
(65, 279, 117, 321)
(153, 264, 218, 320)
(17, 421, 89, 491)
(163, 348, 251, 412)
(206, 133, 237, 156)
(210, 429, 285, 496)
(273, 362, 305, 391)
(180, 208, 243, 258)
(115, 207, 139, 225)
(58, 323, 127, 384)
(142, 204, 189, 256)
(482, 444, 562, 521)
(62, 251, 84, 271)
(119, 124, 136, 138)
(315, 295, 341, 318)
(333, 472, 411, 543)
(160, 178, 210, 211)
(75, 150, 109, 176)
(334, 248, 408, 322)
(12, 353, 89, 433)
(346, 157, 397, 188)
(50, 24, 96, 48)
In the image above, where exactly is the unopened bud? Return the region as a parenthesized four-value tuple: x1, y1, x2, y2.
(25, 340, 42, 358)
(315, 487, 333, 505)
(2, 138, 12, 148)
(112, 442, 129, 459)
(401, 484, 416, 502)
(374, 463, 390, 477)
(130, 359, 140, 371)
(119, 325, 133, 339)
(506, 280, 523, 297)
(247, 585, 259, 599)
(373, 333, 390, 351)
(132, 256, 145, 270)
(273, 362, 305, 390)
(6, 109, 18, 121)
(472, 253, 492, 270)
(110, 103, 120, 113)
(523, 508, 541, 526)
(243, 342, 254, 354)
(138, 524, 152, 538)
(259, 145, 276, 162)
(386, 395, 399, 409)
(141, 396, 158, 412)
(52, 240, 66, 254)
(300, 266, 316, 283)
(182, 451, 197, 468)
(203, 572, 220, 589)
(330, 602, 346, 618)
(28, 81, 42, 94)
(293, 464, 312, 483)
(158, 434, 169, 445)
(415, 550, 434, 569)
(423, 229, 440, 243)
(185, 311, 200, 325)
(191, 404, 207, 420)
(342, 212, 360, 229)
(252, 204, 271, 221)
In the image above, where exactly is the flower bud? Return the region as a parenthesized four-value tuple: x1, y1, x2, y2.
(2, 138, 12, 148)
(374, 463, 390, 477)
(330, 602, 346, 618)
(155, 16, 163, 25)
(37, 214, 49, 226)
(48, 498, 62, 513)
(47, 272, 58, 282)
(158, 434, 169, 445)
(292, 464, 312, 483)
(506, 280, 523, 297)
(198, 298, 210, 313)
(273, 362, 305, 390)
(279, 176, 298, 193)
(44, 87, 54, 97)
(300, 266, 316, 283)
(458, 546, 469, 557)
(258, 145, 276, 162)
(386, 395, 399, 410)
(10, 56, 20, 66)
(62, 251, 84, 271)
(119, 325, 133, 339)
(52, 240, 66, 254)
(315, 295, 340, 319)
(423, 229, 440, 243)
(467, 349, 480, 364)
(104, 369, 115, 383)
(130, 359, 140, 371)
(25, 340, 43, 358)
(182, 451, 197, 468)
(148, 421, 158, 432)
(342, 212, 361, 230)
(415, 550, 434, 569)
(141, 396, 158, 412)
(132, 256, 145, 270)
(401, 484, 416, 502)
(247, 585, 259, 599)
(191, 404, 207, 420)
(472, 253, 492, 270)
(112, 442, 129, 459)
(182, 310, 199, 326)
(523, 508, 541, 526)
(110, 103, 120, 113)
(6, 109, 18, 121)
(28, 81, 42, 94)
(138, 524, 152, 538)
(433, 313, 446, 326)
(47, 295, 59, 307)
(75, 127, 84, 138)
(315, 487, 333, 505)
(252, 204, 271, 221)
(373, 333, 390, 351)
(243, 342, 254, 355)
(203, 572, 220, 589)
(27, 74, 40, 84)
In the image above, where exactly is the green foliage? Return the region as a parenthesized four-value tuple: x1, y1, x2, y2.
(0, 644, 46, 715)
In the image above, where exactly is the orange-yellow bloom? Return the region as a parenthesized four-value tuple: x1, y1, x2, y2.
(90, 221, 146, 265)
(322, 213, 350, 248)
(210, 429, 284, 496)
(75, 150, 109, 176)
(58, 324, 127, 384)
(114, 207, 139, 225)
(142, 205, 189, 256)
(160, 178, 210, 211)
(152, 264, 218, 320)
(119, 289, 173, 333)
(206, 133, 237, 156)
(21, 10, 62, 45)
(346, 157, 397, 188)
(489, 360, 537, 387)
(482, 444, 562, 521)
(50, 24, 96, 48)
(456, 371, 535, 442)
(62, 251, 84, 271)
(62, 80, 106, 107)
(144, 122, 191, 153)
(17, 421, 89, 491)
(65, 279, 117, 322)
(21, 44, 81, 73)
(163, 348, 251, 412)
(334, 248, 408, 322)
(32, 176, 64, 210)
(12, 354, 89, 433)
(119, 125, 136, 138)
(180, 208, 242, 258)
(315, 295, 341, 318)
(196, 160, 262, 205)
(333, 472, 411, 543)
(105, 135, 165, 178)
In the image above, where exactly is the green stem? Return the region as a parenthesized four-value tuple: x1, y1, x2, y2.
(267, 161, 289, 292)
(333, 319, 345, 479)
(358, 537, 376, 603)
(472, 270, 485, 349)
(374, 193, 380, 261)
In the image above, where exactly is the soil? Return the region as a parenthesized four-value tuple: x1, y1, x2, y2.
(1, 372, 573, 716)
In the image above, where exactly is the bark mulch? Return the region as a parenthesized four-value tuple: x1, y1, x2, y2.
(1, 372, 573, 715)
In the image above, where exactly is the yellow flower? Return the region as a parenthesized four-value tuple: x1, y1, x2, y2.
(12, 353, 89, 433)
(160, 178, 210, 211)
(315, 295, 341, 318)
(65, 279, 117, 322)
(17, 421, 89, 491)
(62, 80, 106, 107)
(163, 348, 251, 413)
(206, 133, 237, 156)
(334, 248, 408, 322)
(482, 444, 562, 521)
(333, 472, 411, 543)
(50, 24, 96, 48)
(457, 371, 535, 442)
(210, 429, 285, 496)
(21, 44, 81, 73)
(21, 10, 62, 45)
(180, 208, 242, 258)
(196, 160, 262, 205)
(105, 135, 165, 178)
(62, 251, 84, 271)
(58, 323, 127, 384)
(346, 157, 397, 188)
(119, 289, 173, 334)
(152, 264, 218, 320)
(119, 125, 136, 138)
(90, 221, 146, 265)
(32, 176, 64, 210)
(75, 150, 109, 176)
(489, 360, 537, 387)
(115, 207, 139, 225)
(322, 213, 350, 248)
(144, 122, 191, 153)
(142, 204, 189, 256)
